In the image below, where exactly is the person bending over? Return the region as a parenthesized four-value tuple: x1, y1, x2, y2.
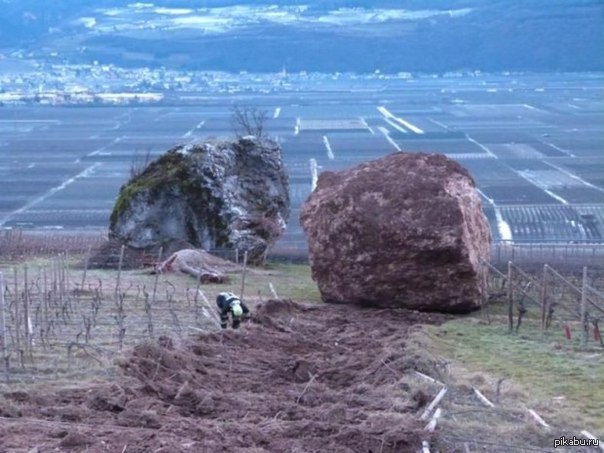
(216, 292, 250, 329)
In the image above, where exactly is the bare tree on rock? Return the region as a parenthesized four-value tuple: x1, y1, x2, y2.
(231, 105, 268, 138)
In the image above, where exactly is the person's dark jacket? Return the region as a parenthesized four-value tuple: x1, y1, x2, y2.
(216, 292, 249, 329)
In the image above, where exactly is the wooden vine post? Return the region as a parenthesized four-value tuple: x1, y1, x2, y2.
(507, 261, 513, 333)
(580, 266, 588, 346)
(23, 264, 31, 359)
(13, 266, 20, 356)
(151, 247, 163, 307)
(0, 272, 9, 381)
(115, 244, 125, 297)
(80, 245, 92, 292)
(540, 264, 548, 331)
(240, 250, 248, 302)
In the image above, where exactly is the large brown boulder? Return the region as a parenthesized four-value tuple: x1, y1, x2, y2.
(300, 152, 491, 313)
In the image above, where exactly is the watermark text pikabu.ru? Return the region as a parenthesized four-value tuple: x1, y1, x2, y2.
(554, 436, 599, 448)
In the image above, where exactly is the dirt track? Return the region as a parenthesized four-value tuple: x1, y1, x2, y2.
(0, 300, 446, 453)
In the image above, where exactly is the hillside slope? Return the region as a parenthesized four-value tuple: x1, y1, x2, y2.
(1, 0, 602, 72)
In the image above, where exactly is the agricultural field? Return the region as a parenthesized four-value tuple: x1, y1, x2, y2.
(0, 73, 603, 251)
(0, 243, 602, 452)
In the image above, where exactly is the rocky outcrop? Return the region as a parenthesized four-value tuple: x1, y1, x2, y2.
(300, 152, 491, 313)
(109, 137, 289, 265)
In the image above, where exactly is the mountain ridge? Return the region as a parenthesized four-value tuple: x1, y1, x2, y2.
(1, 1, 602, 73)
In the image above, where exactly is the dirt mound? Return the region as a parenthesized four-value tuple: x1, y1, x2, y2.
(156, 248, 244, 283)
(88, 238, 201, 270)
(86, 239, 155, 270)
(0, 300, 447, 452)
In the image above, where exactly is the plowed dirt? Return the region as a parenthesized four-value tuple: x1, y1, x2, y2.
(0, 300, 446, 453)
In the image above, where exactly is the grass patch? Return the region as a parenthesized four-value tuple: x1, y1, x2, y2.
(261, 262, 321, 302)
(425, 312, 604, 432)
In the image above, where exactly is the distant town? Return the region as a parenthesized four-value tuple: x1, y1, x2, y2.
(0, 57, 529, 106)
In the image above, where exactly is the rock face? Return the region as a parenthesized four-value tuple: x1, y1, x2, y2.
(300, 152, 491, 313)
(110, 137, 289, 265)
